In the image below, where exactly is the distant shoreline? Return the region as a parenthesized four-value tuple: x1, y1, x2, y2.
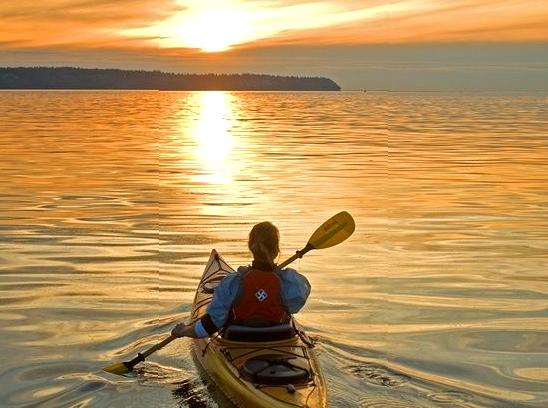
(0, 67, 341, 91)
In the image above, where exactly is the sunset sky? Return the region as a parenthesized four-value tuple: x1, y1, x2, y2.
(1, 0, 547, 89)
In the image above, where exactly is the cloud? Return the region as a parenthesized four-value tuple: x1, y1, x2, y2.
(370, 0, 548, 43)
(250, 0, 548, 45)
(0, 0, 180, 47)
(122, 0, 424, 50)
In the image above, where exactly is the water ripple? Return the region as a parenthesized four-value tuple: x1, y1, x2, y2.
(0, 90, 547, 407)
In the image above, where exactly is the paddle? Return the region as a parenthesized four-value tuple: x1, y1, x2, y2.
(102, 334, 178, 375)
(103, 211, 355, 375)
(278, 211, 355, 268)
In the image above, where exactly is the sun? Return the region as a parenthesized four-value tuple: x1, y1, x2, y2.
(177, 9, 252, 52)
(121, 3, 256, 52)
(139, 6, 253, 52)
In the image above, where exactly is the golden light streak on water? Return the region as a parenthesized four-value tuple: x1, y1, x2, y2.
(190, 92, 236, 185)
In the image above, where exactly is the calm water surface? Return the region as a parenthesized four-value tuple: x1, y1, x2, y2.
(0, 90, 547, 407)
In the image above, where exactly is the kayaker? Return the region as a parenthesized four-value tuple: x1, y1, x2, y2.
(171, 221, 311, 338)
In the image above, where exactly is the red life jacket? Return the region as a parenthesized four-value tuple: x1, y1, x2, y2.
(230, 268, 288, 326)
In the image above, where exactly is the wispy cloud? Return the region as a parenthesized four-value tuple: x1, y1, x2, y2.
(0, 0, 180, 47)
(121, 0, 424, 51)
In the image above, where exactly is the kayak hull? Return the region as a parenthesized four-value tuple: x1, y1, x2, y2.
(190, 249, 327, 408)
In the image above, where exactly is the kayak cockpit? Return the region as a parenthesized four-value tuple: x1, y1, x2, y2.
(222, 324, 296, 342)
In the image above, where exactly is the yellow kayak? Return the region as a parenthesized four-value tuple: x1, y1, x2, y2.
(190, 249, 327, 408)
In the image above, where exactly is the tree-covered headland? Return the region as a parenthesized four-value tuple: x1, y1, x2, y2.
(0, 67, 341, 91)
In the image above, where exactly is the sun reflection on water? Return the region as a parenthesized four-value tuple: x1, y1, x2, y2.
(191, 91, 237, 185)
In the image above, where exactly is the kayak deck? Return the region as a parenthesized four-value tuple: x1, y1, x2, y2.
(190, 250, 327, 408)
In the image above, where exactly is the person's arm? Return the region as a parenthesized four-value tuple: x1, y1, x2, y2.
(279, 267, 311, 314)
(171, 272, 242, 339)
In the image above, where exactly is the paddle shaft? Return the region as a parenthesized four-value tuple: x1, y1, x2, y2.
(124, 317, 201, 369)
(142, 334, 177, 358)
(138, 315, 202, 357)
(278, 243, 313, 269)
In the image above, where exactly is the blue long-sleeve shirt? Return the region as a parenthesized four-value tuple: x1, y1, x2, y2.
(194, 265, 310, 338)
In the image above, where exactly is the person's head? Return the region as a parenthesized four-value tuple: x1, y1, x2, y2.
(248, 221, 280, 266)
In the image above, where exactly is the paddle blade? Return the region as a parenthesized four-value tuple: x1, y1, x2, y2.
(308, 211, 355, 249)
(103, 362, 132, 375)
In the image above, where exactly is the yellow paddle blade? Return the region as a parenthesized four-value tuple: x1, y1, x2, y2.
(103, 362, 131, 375)
(308, 211, 355, 249)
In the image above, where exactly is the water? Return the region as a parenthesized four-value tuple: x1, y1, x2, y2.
(0, 90, 547, 407)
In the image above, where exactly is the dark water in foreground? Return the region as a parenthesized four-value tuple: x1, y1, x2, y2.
(0, 90, 547, 407)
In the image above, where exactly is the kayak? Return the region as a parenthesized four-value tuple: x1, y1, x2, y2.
(190, 249, 327, 408)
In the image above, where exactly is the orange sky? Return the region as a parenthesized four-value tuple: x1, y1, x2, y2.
(1, 0, 547, 51)
(1, 1, 547, 90)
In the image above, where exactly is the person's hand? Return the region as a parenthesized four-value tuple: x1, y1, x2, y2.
(171, 323, 191, 338)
